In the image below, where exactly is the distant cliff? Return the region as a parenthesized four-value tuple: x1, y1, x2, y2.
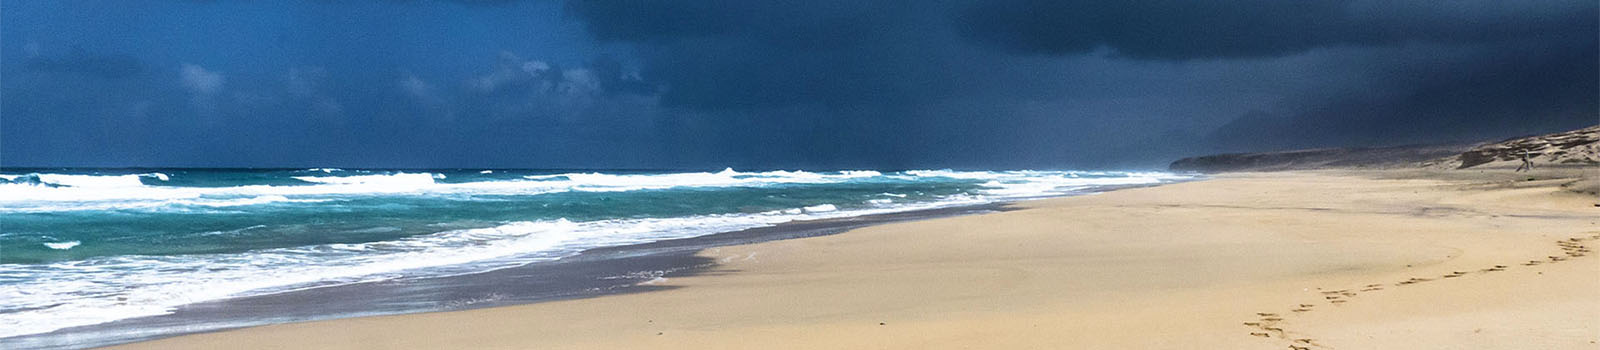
(1169, 125, 1599, 173)
(1168, 144, 1471, 173)
(1424, 125, 1600, 169)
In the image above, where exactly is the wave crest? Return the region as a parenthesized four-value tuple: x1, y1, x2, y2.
(292, 173, 438, 186)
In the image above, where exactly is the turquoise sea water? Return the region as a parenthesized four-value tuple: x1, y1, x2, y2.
(0, 168, 1191, 338)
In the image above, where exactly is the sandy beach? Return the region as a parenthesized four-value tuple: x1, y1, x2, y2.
(110, 169, 1600, 350)
(10, 3, 1593, 349)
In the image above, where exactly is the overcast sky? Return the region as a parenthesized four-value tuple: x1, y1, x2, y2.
(3, 1, 1594, 169)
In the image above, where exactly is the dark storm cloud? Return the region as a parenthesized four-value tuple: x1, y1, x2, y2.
(1209, 38, 1598, 150)
(566, 0, 972, 111)
(559, 0, 1597, 165)
(1, 0, 1593, 168)
(956, 0, 1596, 60)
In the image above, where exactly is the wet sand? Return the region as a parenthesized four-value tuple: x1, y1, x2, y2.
(110, 169, 1600, 349)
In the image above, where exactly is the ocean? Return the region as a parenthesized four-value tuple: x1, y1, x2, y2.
(0, 168, 1192, 346)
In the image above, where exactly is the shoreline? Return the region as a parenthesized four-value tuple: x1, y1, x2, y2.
(12, 184, 1160, 349)
(102, 169, 1600, 349)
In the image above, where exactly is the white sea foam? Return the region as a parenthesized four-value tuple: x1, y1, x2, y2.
(42, 241, 80, 250)
(0, 170, 1189, 214)
(293, 173, 437, 186)
(6, 170, 1166, 208)
(187, 195, 308, 207)
(0, 172, 516, 212)
(522, 168, 888, 192)
(34, 174, 149, 188)
(802, 204, 838, 213)
(906, 169, 1190, 197)
(0, 169, 1196, 338)
(0, 196, 1007, 338)
(903, 169, 998, 179)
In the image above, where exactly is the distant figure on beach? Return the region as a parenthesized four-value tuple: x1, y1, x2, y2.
(1515, 149, 1534, 172)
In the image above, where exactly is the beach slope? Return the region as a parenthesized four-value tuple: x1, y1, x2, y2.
(112, 170, 1600, 349)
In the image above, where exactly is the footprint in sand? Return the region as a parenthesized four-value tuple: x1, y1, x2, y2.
(1330, 299, 1348, 304)
(1291, 308, 1312, 313)
(1397, 277, 1435, 285)
(1250, 332, 1271, 337)
(1561, 242, 1589, 255)
(1262, 317, 1284, 322)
